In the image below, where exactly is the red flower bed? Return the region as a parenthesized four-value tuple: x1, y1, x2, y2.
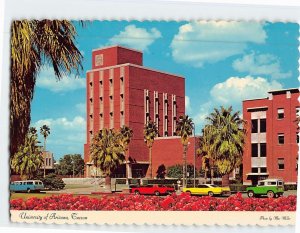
(10, 193, 297, 211)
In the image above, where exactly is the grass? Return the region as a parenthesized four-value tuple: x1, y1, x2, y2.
(10, 192, 56, 200)
(64, 184, 93, 189)
(10, 192, 122, 201)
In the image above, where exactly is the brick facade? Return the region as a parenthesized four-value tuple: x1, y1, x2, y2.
(243, 88, 299, 185)
(84, 45, 198, 178)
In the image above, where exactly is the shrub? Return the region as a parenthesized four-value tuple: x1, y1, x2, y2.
(10, 193, 297, 211)
(35, 173, 65, 190)
(284, 184, 297, 191)
(166, 164, 197, 178)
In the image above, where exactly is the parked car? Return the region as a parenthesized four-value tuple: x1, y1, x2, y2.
(246, 179, 284, 198)
(183, 184, 231, 197)
(130, 184, 175, 196)
(10, 180, 44, 193)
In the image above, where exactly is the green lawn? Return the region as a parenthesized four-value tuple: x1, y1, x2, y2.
(64, 184, 93, 189)
(10, 192, 112, 201)
(10, 192, 56, 200)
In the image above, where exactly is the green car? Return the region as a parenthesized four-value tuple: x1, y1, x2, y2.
(246, 179, 284, 198)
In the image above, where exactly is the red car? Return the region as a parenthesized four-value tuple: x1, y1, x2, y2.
(130, 184, 175, 196)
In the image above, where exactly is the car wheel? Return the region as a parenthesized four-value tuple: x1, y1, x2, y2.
(27, 188, 31, 193)
(208, 191, 214, 197)
(247, 191, 254, 198)
(134, 190, 140, 195)
(267, 191, 275, 198)
(154, 191, 160, 196)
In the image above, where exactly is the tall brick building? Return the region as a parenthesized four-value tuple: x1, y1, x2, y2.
(243, 88, 299, 185)
(84, 46, 199, 178)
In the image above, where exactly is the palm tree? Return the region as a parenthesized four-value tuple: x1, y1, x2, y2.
(176, 115, 194, 188)
(143, 121, 158, 178)
(206, 106, 246, 187)
(90, 129, 125, 193)
(10, 20, 83, 157)
(120, 125, 133, 181)
(197, 126, 215, 184)
(11, 128, 43, 180)
(40, 124, 50, 177)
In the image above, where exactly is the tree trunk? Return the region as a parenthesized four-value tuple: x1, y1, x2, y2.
(210, 168, 214, 184)
(204, 169, 207, 184)
(104, 175, 112, 193)
(43, 138, 46, 178)
(183, 145, 187, 188)
(222, 173, 230, 187)
(146, 146, 152, 179)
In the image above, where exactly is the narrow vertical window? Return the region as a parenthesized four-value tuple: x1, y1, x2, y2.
(278, 158, 284, 170)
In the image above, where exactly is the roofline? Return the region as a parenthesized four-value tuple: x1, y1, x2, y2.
(92, 45, 143, 54)
(268, 87, 299, 93)
(243, 97, 268, 102)
(87, 63, 185, 79)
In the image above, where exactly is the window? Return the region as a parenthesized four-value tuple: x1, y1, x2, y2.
(260, 143, 267, 157)
(260, 167, 267, 173)
(260, 119, 266, 133)
(278, 158, 284, 170)
(251, 119, 258, 133)
(251, 167, 258, 173)
(277, 108, 284, 119)
(251, 143, 258, 157)
(27, 182, 33, 185)
(278, 134, 284, 145)
(297, 133, 299, 144)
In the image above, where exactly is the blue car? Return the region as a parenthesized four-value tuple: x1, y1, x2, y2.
(10, 180, 44, 193)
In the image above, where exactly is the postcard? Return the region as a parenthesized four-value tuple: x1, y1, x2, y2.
(8, 19, 299, 226)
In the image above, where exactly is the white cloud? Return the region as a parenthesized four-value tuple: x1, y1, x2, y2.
(36, 66, 86, 92)
(32, 116, 86, 156)
(171, 21, 267, 67)
(210, 76, 282, 104)
(109, 25, 162, 51)
(232, 52, 292, 79)
(192, 76, 282, 129)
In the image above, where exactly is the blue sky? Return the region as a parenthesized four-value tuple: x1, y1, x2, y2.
(30, 21, 299, 160)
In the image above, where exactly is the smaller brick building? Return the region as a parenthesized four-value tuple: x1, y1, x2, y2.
(243, 88, 299, 185)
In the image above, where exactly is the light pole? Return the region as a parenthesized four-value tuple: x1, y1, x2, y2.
(192, 123, 196, 188)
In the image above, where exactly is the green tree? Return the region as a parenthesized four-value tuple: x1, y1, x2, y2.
(90, 129, 125, 192)
(10, 20, 83, 157)
(206, 106, 246, 186)
(166, 164, 197, 179)
(119, 125, 133, 180)
(40, 124, 50, 177)
(176, 115, 194, 188)
(35, 172, 65, 190)
(56, 154, 85, 177)
(143, 121, 158, 178)
(11, 128, 43, 180)
(197, 126, 216, 184)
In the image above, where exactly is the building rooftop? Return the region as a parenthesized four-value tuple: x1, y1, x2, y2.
(92, 45, 143, 54)
(268, 88, 299, 94)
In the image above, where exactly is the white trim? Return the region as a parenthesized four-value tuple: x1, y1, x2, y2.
(246, 173, 269, 176)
